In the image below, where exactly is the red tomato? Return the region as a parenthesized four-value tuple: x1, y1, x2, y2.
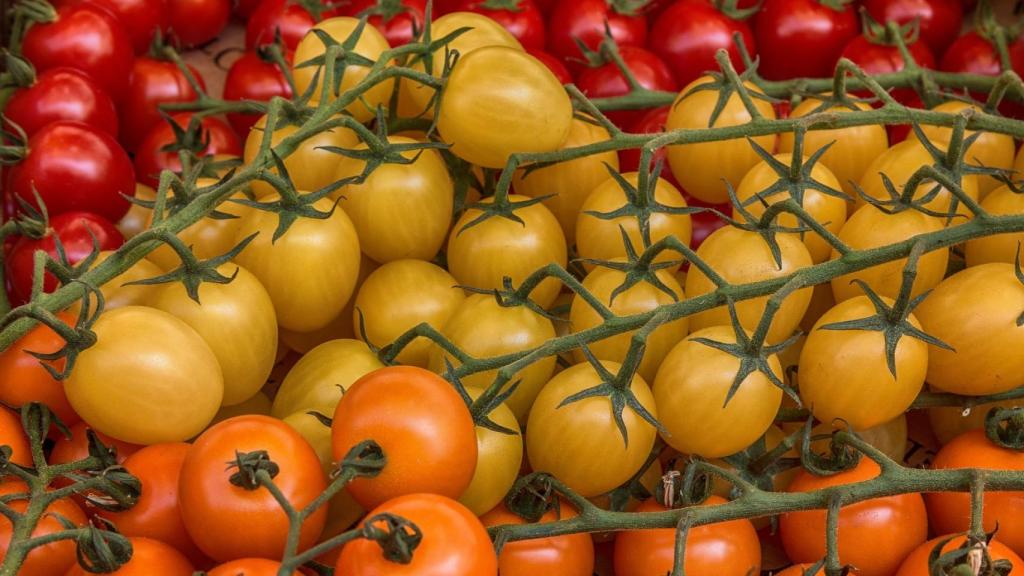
(480, 503, 595, 575)
(336, 0, 426, 47)
(0, 481, 88, 576)
(7, 121, 134, 222)
(547, 0, 647, 71)
(4, 68, 118, 138)
(64, 536, 195, 575)
(755, 0, 858, 80)
(649, 0, 755, 88)
(0, 313, 79, 426)
(120, 57, 206, 152)
(55, 0, 167, 54)
(577, 46, 677, 127)
(618, 106, 677, 186)
(525, 47, 573, 84)
(863, 0, 962, 55)
(235, 0, 262, 18)
(165, 0, 231, 47)
(223, 51, 293, 137)
(5, 212, 124, 304)
(133, 113, 242, 188)
(21, 4, 134, 102)
(940, 32, 1024, 118)
(458, 0, 546, 49)
(246, 0, 315, 51)
(842, 33, 936, 104)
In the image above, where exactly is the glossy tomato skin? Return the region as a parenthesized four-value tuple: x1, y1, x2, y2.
(120, 57, 206, 152)
(336, 0, 426, 47)
(133, 113, 242, 188)
(6, 212, 124, 304)
(55, 0, 167, 54)
(650, 0, 755, 88)
(336, 494, 498, 576)
(863, 0, 962, 55)
(526, 47, 573, 83)
(618, 107, 680, 187)
(0, 407, 31, 467)
(0, 481, 88, 576)
(940, 31, 1024, 117)
(64, 536, 195, 575)
(8, 122, 134, 223)
(458, 387, 523, 515)
(22, 4, 134, 101)
(458, 0, 545, 49)
(179, 415, 327, 562)
(842, 35, 936, 103)
(577, 46, 677, 127)
(246, 0, 315, 51)
(4, 68, 118, 138)
(547, 0, 647, 69)
(50, 421, 140, 469)
(480, 503, 594, 575)
(0, 312, 79, 425)
(208, 559, 297, 576)
(756, 0, 858, 80)
(895, 535, 1024, 576)
(165, 0, 231, 47)
(223, 52, 293, 137)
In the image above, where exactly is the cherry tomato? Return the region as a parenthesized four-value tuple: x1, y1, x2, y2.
(965, 184, 1024, 266)
(120, 57, 205, 152)
(271, 339, 384, 420)
(577, 46, 677, 127)
(0, 314, 78, 426)
(0, 407, 31, 467)
(481, 503, 594, 575)
(928, 398, 1022, 445)
(246, 0, 315, 51)
(458, 387, 523, 515)
(133, 112, 241, 188)
(547, 0, 647, 70)
(617, 107, 678, 187)
(223, 51, 293, 137)
(49, 421, 140, 470)
(525, 47, 573, 84)
(0, 481, 88, 576)
(4, 68, 118, 138)
(650, 0, 755, 88)
(56, 0, 166, 54)
(895, 535, 1024, 576)
(841, 34, 936, 104)
(335, 0, 427, 47)
(458, 0, 545, 49)
(64, 536, 195, 575)
(863, 0, 962, 55)
(165, 0, 231, 47)
(756, 0, 858, 80)
(208, 559, 298, 576)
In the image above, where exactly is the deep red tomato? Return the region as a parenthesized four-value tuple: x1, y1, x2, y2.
(120, 57, 206, 152)
(618, 106, 677, 186)
(7, 121, 134, 223)
(223, 51, 293, 137)
(235, 0, 262, 19)
(755, 0, 858, 80)
(21, 3, 134, 101)
(863, 0, 962, 55)
(5, 212, 124, 303)
(547, 0, 647, 71)
(54, 0, 166, 54)
(577, 46, 677, 127)
(842, 33, 936, 104)
(133, 113, 242, 188)
(4, 68, 118, 138)
(337, 0, 426, 47)
(246, 0, 315, 51)
(165, 0, 231, 47)
(526, 47, 573, 84)
(458, 0, 546, 49)
(649, 0, 755, 88)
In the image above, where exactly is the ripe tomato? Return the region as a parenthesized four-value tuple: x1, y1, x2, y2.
(940, 32, 1024, 117)
(117, 183, 155, 239)
(915, 263, 1024, 396)
(336, 493, 497, 575)
(481, 503, 594, 575)
(337, 0, 426, 47)
(928, 398, 1022, 445)
(513, 115, 619, 241)
(895, 535, 1024, 576)
(180, 415, 327, 561)
(208, 559, 297, 576)
(617, 107, 678, 187)
(447, 194, 567, 308)
(799, 294, 928, 431)
(459, 387, 523, 515)
(547, 0, 647, 69)
(233, 195, 361, 333)
(614, 496, 761, 576)
(756, 0, 858, 80)
(246, 0, 315, 51)
(133, 113, 241, 188)
(0, 407, 31, 467)
(331, 366, 478, 509)
(76, 251, 162, 312)
(7, 122, 133, 223)
(841, 34, 936, 104)
(65, 306, 224, 444)
(650, 0, 755, 88)
(458, 0, 545, 49)
(4, 68, 118, 138)
(791, 415, 909, 463)
(0, 481, 87, 576)
(271, 339, 383, 419)
(577, 46, 677, 127)
(56, 0, 166, 54)
(64, 536, 195, 575)
(223, 52, 293, 137)
(439, 46, 572, 168)
(49, 421, 140, 469)
(965, 184, 1024, 265)
(22, 4, 134, 101)
(781, 458, 928, 576)
(119, 57, 205, 152)
(863, 0, 962, 55)
(165, 0, 230, 47)
(666, 76, 777, 204)
(5, 211, 124, 304)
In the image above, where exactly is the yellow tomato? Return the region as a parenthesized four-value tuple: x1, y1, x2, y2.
(208, 391, 273, 427)
(76, 251, 162, 312)
(459, 387, 523, 516)
(929, 398, 1023, 445)
(271, 338, 384, 419)
(117, 183, 155, 239)
(964, 184, 1024, 266)
(914, 101, 1014, 197)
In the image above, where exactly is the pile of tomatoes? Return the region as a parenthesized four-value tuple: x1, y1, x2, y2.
(2, 0, 1024, 574)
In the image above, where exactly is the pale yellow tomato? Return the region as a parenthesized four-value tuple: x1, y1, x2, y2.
(76, 251, 162, 312)
(459, 387, 523, 516)
(964, 184, 1024, 266)
(271, 338, 384, 419)
(914, 101, 1014, 197)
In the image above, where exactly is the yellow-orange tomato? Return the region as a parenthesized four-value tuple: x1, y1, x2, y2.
(458, 387, 523, 516)
(117, 182, 156, 238)
(914, 101, 1015, 196)
(786, 415, 909, 463)
(271, 338, 384, 419)
(76, 251, 162, 311)
(928, 398, 1022, 445)
(965, 184, 1024, 266)
(210, 391, 273, 426)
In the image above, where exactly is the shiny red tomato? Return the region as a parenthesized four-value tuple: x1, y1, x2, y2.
(55, 0, 166, 54)
(5, 212, 124, 303)
(337, 0, 426, 46)
(4, 68, 118, 138)
(120, 57, 206, 152)
(246, 0, 315, 51)
(133, 112, 242, 187)
(649, 0, 755, 87)
(863, 0, 962, 55)
(165, 0, 231, 47)
(21, 4, 134, 101)
(618, 106, 678, 186)
(547, 0, 647, 70)
(525, 47, 572, 83)
(235, 0, 262, 18)
(577, 46, 677, 127)
(7, 121, 134, 222)
(842, 33, 936, 104)
(940, 32, 1024, 118)
(458, 0, 546, 49)
(223, 51, 293, 137)
(755, 0, 858, 80)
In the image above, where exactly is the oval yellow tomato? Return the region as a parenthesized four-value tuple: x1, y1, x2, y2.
(271, 338, 384, 419)
(458, 387, 523, 516)
(964, 184, 1024, 266)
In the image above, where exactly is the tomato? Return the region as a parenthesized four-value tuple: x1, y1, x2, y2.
(895, 535, 1024, 576)
(180, 415, 326, 561)
(447, 194, 567, 308)
(929, 398, 1022, 445)
(577, 46, 677, 127)
(57, 0, 166, 54)
(458, 0, 545, 49)
(527, 361, 657, 497)
(7, 122, 133, 222)
(352, 259, 465, 367)
(331, 366, 478, 509)
(649, 0, 755, 88)
(5, 211, 124, 304)
(481, 503, 594, 575)
(337, 0, 426, 47)
(65, 306, 224, 444)
(799, 294, 928, 431)
(22, 4, 134, 102)
(208, 559, 297, 576)
(165, 0, 231, 47)
(915, 263, 1024, 396)
(119, 57, 205, 152)
(64, 536, 195, 575)
(526, 47, 572, 84)
(148, 263, 278, 406)
(336, 494, 497, 575)
(0, 407, 31, 468)
(0, 481, 87, 576)
(685, 225, 813, 343)
(614, 496, 761, 576)
(831, 205, 948, 303)
(617, 107, 678, 187)
(459, 387, 523, 515)
(333, 136, 453, 263)
(223, 52, 293, 137)
(756, 0, 858, 80)
(439, 46, 572, 168)
(50, 421, 140, 469)
(513, 115, 619, 242)
(734, 152, 847, 263)
(291, 17, 393, 121)
(863, 0, 961, 55)
(841, 34, 936, 104)
(233, 195, 361, 333)
(73, 251, 162, 312)
(781, 458, 927, 576)
(272, 339, 384, 419)
(144, 179, 249, 271)
(134, 113, 241, 188)
(547, 0, 646, 69)
(778, 98, 889, 199)
(246, 0, 315, 51)
(666, 76, 777, 204)
(965, 184, 1024, 266)
(211, 391, 273, 426)
(243, 113, 359, 198)
(4, 68, 118, 138)
(117, 183, 155, 239)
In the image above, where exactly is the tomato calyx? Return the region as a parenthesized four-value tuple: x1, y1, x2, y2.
(797, 416, 864, 476)
(360, 512, 423, 564)
(682, 68, 777, 129)
(293, 22, 382, 100)
(2, 52, 36, 88)
(711, 0, 761, 21)
(9, 0, 56, 27)
(17, 285, 104, 380)
(334, 438, 388, 480)
(443, 357, 521, 435)
(503, 472, 564, 522)
(814, 0, 854, 14)
(127, 229, 257, 302)
(719, 426, 802, 491)
(227, 449, 282, 490)
(74, 520, 134, 573)
(927, 533, 1014, 576)
(984, 407, 1024, 450)
(860, 6, 922, 47)
(608, 0, 651, 17)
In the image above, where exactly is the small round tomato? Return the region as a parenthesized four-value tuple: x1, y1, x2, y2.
(61, 0, 166, 54)
(331, 366, 478, 509)
(780, 458, 928, 576)
(928, 398, 1022, 445)
(546, 0, 646, 68)
(915, 263, 1024, 396)
(0, 481, 88, 576)
(841, 34, 936, 104)
(271, 339, 384, 419)
(0, 314, 78, 426)
(180, 415, 327, 561)
(481, 503, 594, 575)
(223, 51, 293, 137)
(966, 184, 1024, 266)
(119, 57, 206, 152)
(863, 0, 962, 55)
(246, 0, 315, 51)
(208, 559, 297, 576)
(617, 106, 678, 187)
(75, 251, 162, 312)
(133, 112, 241, 188)
(336, 494, 497, 576)
(577, 46, 677, 127)
(4, 68, 118, 138)
(0, 407, 31, 467)
(65, 306, 224, 444)
(458, 0, 545, 49)
(447, 194, 567, 308)
(666, 76, 777, 204)
(459, 387, 523, 516)
(144, 179, 249, 271)
(650, 0, 755, 88)
(756, 0, 858, 80)
(337, 0, 426, 47)
(64, 536, 195, 575)
(164, 0, 230, 47)
(49, 421, 140, 469)
(439, 46, 572, 168)
(525, 47, 572, 84)
(895, 535, 1024, 576)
